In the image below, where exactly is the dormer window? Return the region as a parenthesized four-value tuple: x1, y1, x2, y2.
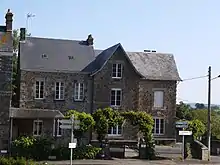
(112, 63, 122, 79)
(68, 56, 74, 60)
(42, 54, 48, 59)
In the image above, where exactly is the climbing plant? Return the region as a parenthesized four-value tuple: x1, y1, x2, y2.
(121, 111, 155, 159)
(65, 110, 95, 145)
(92, 107, 124, 144)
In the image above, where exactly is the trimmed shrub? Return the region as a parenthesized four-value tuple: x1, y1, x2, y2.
(12, 136, 53, 161)
(52, 145, 102, 160)
(0, 157, 36, 165)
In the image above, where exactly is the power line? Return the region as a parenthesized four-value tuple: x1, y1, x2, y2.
(181, 75, 208, 82)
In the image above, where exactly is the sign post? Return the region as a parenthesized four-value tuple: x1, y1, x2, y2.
(70, 115, 74, 165)
(176, 121, 191, 161)
(59, 116, 80, 165)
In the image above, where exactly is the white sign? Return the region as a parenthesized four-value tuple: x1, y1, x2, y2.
(60, 125, 72, 129)
(74, 125, 80, 130)
(69, 142, 76, 149)
(74, 120, 80, 124)
(60, 119, 72, 124)
(179, 130, 192, 136)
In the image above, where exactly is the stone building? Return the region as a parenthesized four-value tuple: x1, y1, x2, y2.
(0, 9, 13, 150)
(10, 26, 181, 145)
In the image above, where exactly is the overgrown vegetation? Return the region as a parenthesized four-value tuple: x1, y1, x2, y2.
(0, 156, 40, 165)
(65, 110, 95, 146)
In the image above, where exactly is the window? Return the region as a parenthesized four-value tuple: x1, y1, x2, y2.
(153, 90, 164, 108)
(111, 88, 122, 106)
(74, 82, 84, 101)
(33, 120, 43, 136)
(55, 82, 64, 100)
(112, 63, 122, 78)
(35, 80, 44, 99)
(153, 118, 165, 135)
(53, 119, 62, 137)
(108, 125, 122, 136)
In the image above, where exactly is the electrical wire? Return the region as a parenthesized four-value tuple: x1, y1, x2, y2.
(181, 75, 208, 82)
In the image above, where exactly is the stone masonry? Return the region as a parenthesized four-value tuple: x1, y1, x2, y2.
(0, 9, 13, 150)
(19, 71, 93, 114)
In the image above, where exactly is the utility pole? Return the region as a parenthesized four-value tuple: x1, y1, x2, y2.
(70, 115, 74, 165)
(207, 66, 211, 161)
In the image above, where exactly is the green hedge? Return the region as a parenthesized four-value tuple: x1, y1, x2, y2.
(52, 145, 102, 160)
(12, 136, 101, 160)
(0, 157, 42, 165)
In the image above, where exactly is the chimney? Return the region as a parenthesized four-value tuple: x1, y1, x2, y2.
(20, 28, 26, 41)
(5, 9, 13, 32)
(144, 50, 151, 52)
(86, 34, 94, 46)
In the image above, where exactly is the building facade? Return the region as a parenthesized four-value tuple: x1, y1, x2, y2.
(10, 27, 181, 145)
(0, 9, 13, 150)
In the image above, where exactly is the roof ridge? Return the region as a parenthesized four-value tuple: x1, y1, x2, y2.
(27, 36, 85, 42)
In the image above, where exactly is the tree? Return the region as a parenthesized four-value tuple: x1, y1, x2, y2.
(195, 103, 205, 109)
(190, 109, 220, 139)
(176, 101, 192, 120)
(65, 110, 95, 146)
(187, 119, 205, 140)
(121, 111, 155, 159)
(92, 107, 123, 144)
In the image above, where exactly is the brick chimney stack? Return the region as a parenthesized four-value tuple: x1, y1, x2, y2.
(20, 28, 26, 41)
(86, 34, 94, 46)
(5, 9, 13, 32)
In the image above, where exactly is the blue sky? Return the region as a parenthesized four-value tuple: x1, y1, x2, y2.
(1, 0, 220, 104)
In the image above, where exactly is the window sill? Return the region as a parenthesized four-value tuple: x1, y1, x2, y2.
(107, 134, 122, 137)
(54, 99, 65, 101)
(152, 107, 166, 110)
(53, 135, 62, 137)
(74, 99, 84, 102)
(33, 135, 41, 137)
(112, 77, 122, 79)
(34, 98, 44, 100)
(153, 134, 165, 136)
(110, 105, 121, 109)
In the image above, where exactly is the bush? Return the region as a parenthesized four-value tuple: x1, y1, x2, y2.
(12, 136, 53, 160)
(0, 157, 37, 165)
(52, 145, 102, 160)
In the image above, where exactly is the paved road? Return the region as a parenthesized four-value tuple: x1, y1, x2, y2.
(41, 159, 220, 165)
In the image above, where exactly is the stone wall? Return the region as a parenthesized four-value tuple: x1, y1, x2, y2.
(139, 80, 177, 139)
(20, 71, 93, 114)
(92, 46, 140, 141)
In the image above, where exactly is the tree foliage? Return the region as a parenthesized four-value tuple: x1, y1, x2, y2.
(65, 110, 95, 138)
(92, 107, 123, 142)
(187, 119, 205, 140)
(121, 111, 155, 159)
(176, 101, 192, 120)
(195, 103, 205, 109)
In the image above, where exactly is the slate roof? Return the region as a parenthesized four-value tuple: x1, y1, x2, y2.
(86, 44, 181, 81)
(20, 37, 95, 72)
(126, 52, 181, 81)
(19, 37, 181, 81)
(10, 107, 64, 118)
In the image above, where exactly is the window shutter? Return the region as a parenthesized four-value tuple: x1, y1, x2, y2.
(154, 91, 164, 108)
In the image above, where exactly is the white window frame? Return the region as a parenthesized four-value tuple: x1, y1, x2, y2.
(33, 120, 43, 136)
(53, 119, 62, 137)
(153, 118, 165, 135)
(110, 88, 122, 107)
(112, 63, 122, 79)
(55, 82, 65, 100)
(108, 125, 122, 136)
(74, 82, 84, 101)
(35, 80, 44, 99)
(153, 90, 164, 108)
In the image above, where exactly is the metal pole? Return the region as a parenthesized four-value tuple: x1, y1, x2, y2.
(70, 115, 74, 165)
(182, 135, 185, 161)
(207, 66, 211, 161)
